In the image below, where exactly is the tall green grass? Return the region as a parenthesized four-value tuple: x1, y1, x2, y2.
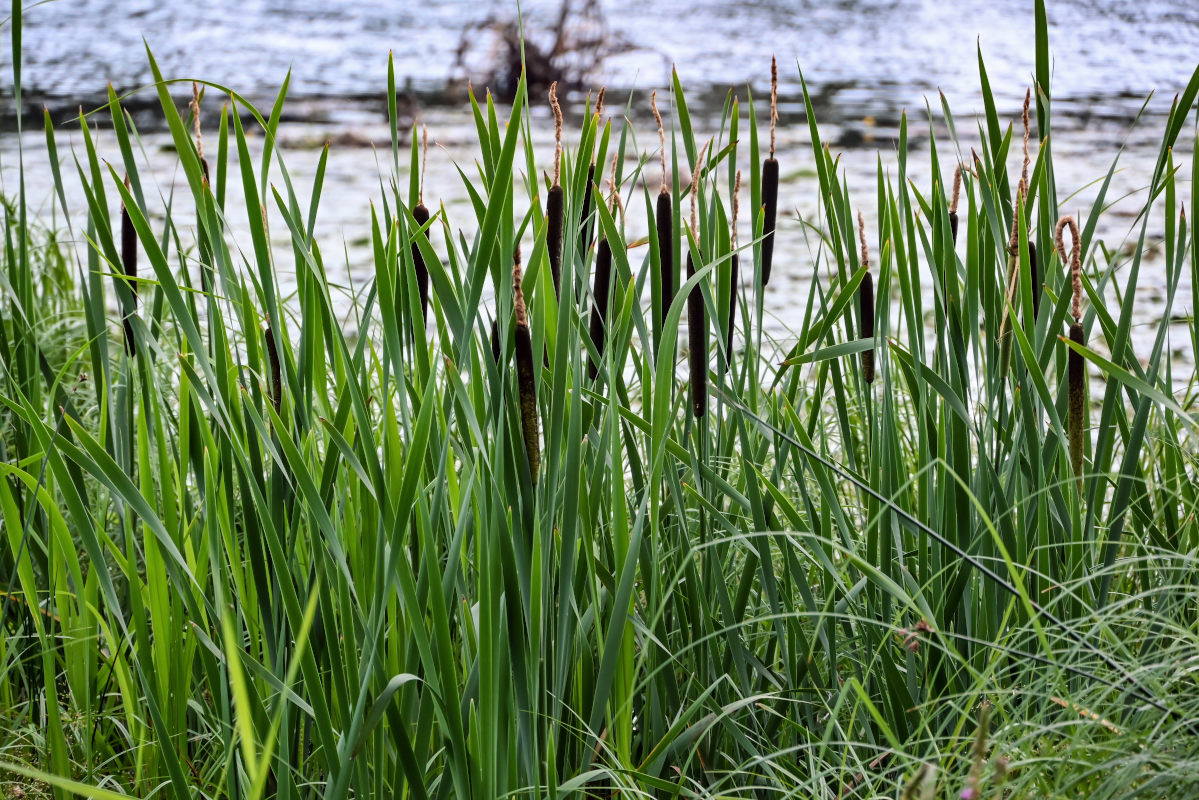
(2, 1, 1199, 797)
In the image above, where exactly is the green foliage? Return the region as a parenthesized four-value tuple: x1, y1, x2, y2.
(2, 5, 1198, 798)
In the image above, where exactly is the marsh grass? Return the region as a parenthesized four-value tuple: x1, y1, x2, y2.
(2, 1, 1199, 798)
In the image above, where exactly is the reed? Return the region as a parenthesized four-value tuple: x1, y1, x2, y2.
(858, 211, 875, 384)
(547, 83, 565, 299)
(760, 56, 780, 286)
(652, 90, 673, 357)
(412, 125, 431, 325)
(687, 142, 709, 418)
(490, 318, 502, 364)
(191, 81, 209, 184)
(512, 247, 540, 483)
(1056, 214, 1086, 490)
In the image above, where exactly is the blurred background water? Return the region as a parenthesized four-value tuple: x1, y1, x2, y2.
(1, 0, 1195, 368)
(7, 0, 1199, 124)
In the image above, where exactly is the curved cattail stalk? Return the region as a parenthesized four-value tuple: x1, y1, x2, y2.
(119, 174, 137, 353)
(761, 56, 780, 286)
(1056, 214, 1086, 489)
(264, 325, 282, 414)
(726, 170, 742, 369)
(547, 82, 565, 299)
(858, 212, 875, 384)
(513, 248, 540, 483)
(652, 91, 673, 356)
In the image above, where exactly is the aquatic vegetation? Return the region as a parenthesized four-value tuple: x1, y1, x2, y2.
(1, 3, 1198, 798)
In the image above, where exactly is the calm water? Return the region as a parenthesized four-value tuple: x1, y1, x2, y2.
(1, 0, 1194, 375)
(8, 0, 1199, 123)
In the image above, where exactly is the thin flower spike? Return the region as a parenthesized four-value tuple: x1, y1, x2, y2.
(547, 82, 565, 298)
(1056, 214, 1087, 489)
(858, 211, 875, 384)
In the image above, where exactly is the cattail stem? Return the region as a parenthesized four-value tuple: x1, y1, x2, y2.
(858, 212, 875, 384)
(513, 249, 540, 483)
(264, 325, 282, 414)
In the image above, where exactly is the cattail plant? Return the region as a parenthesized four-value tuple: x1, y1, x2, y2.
(858, 211, 875, 384)
(578, 88, 604, 256)
(725, 170, 741, 369)
(687, 142, 710, 418)
(588, 156, 619, 380)
(1056, 214, 1086, 490)
(411, 125, 431, 326)
(761, 56, 780, 286)
(1000, 89, 1033, 377)
(264, 325, 282, 414)
(120, 174, 137, 354)
(547, 82, 565, 299)
(512, 247, 540, 483)
(652, 90, 673, 356)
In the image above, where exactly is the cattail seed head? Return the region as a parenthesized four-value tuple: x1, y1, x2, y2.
(412, 202, 431, 325)
(1068, 322, 1087, 489)
(512, 248, 540, 483)
(858, 211, 875, 384)
(264, 325, 282, 414)
(761, 157, 780, 286)
(490, 318, 501, 364)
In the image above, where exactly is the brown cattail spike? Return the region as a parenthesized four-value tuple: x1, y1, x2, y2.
(264, 325, 282, 414)
(858, 211, 875, 384)
(762, 60, 780, 286)
(120, 173, 137, 353)
(547, 84, 566, 299)
(513, 248, 540, 483)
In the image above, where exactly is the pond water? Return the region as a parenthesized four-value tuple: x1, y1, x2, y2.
(0, 0, 1194, 378)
